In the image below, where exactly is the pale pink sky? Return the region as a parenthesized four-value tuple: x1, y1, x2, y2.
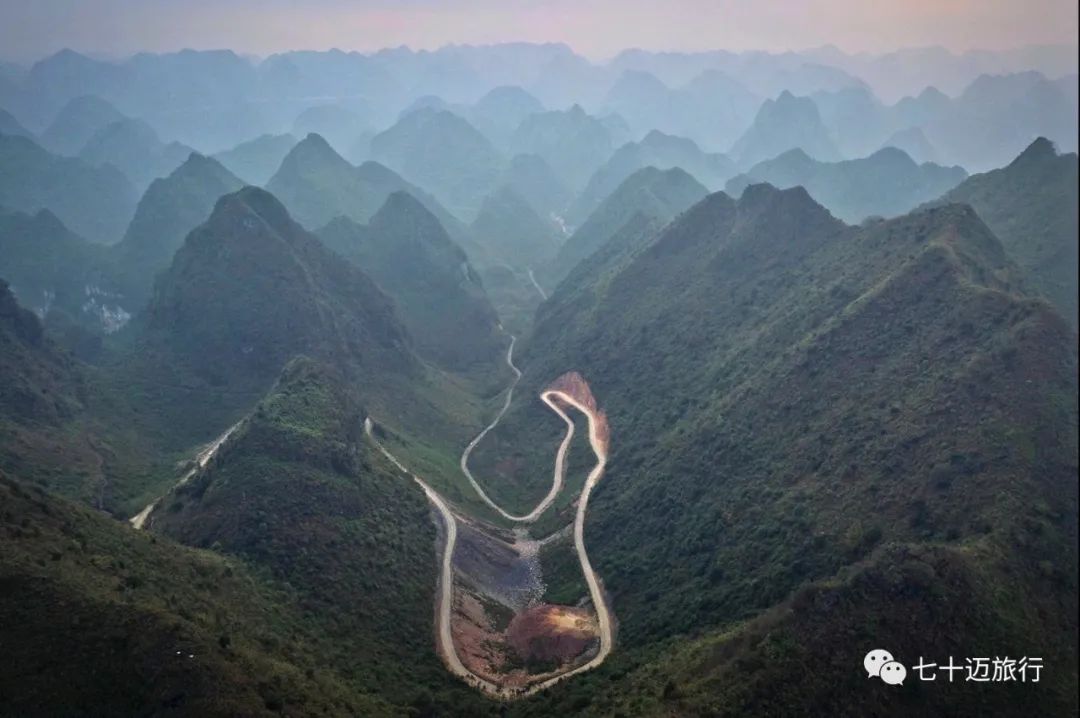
(1, 0, 1077, 62)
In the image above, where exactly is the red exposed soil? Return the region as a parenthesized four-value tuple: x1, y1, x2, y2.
(545, 372, 610, 454)
(452, 591, 515, 685)
(506, 604, 599, 664)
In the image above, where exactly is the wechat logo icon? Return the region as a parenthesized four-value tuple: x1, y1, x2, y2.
(865, 649, 906, 685)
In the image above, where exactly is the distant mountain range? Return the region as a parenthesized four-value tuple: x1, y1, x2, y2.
(511, 104, 624, 192)
(0, 133, 138, 244)
(569, 130, 735, 225)
(78, 117, 195, 192)
(39, 94, 125, 156)
(544, 165, 708, 289)
(370, 108, 506, 221)
(212, 132, 297, 186)
(470, 185, 562, 270)
(0, 39, 1076, 718)
(731, 91, 842, 167)
(726, 146, 967, 223)
(601, 69, 761, 152)
(317, 192, 504, 372)
(266, 133, 469, 242)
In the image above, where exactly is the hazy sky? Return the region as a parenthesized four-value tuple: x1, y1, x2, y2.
(1, 0, 1077, 62)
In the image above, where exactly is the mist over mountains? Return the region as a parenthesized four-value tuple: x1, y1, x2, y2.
(0, 30, 1077, 718)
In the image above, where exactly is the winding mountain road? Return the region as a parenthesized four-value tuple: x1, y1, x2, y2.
(364, 335, 613, 698)
(459, 337, 574, 523)
(129, 422, 241, 530)
(364, 417, 503, 695)
(527, 268, 548, 300)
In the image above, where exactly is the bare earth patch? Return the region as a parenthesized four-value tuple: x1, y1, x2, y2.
(507, 604, 599, 664)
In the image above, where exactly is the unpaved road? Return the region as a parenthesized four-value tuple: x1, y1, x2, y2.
(459, 337, 574, 523)
(129, 422, 241, 530)
(527, 268, 548, 300)
(517, 388, 612, 693)
(365, 417, 503, 695)
(365, 345, 613, 698)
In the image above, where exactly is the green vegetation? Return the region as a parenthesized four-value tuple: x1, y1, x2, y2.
(543, 166, 707, 289)
(152, 357, 494, 713)
(108, 186, 489, 511)
(931, 137, 1079, 327)
(266, 132, 473, 246)
(473, 185, 1077, 714)
(0, 350, 500, 715)
(0, 279, 149, 507)
(2, 48, 1078, 717)
(518, 540, 1077, 716)
(110, 152, 245, 308)
(473, 264, 548, 336)
(0, 471, 392, 716)
(1, 185, 494, 519)
(317, 191, 504, 374)
(0, 206, 111, 331)
(0, 153, 245, 341)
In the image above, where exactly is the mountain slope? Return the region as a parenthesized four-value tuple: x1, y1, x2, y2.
(38, 95, 124, 156)
(475, 187, 1077, 715)
(316, 191, 503, 372)
(78, 118, 195, 192)
(369, 108, 506, 221)
(931, 137, 1079, 326)
(121, 185, 488, 510)
(291, 103, 370, 157)
(880, 126, 940, 165)
(212, 133, 296, 186)
(810, 86, 890, 158)
(510, 104, 617, 192)
(0, 133, 138, 244)
(266, 133, 469, 242)
(470, 186, 561, 270)
(601, 69, 761, 152)
(726, 147, 967, 223)
(146, 357, 489, 714)
(731, 91, 842, 168)
(138, 186, 417, 400)
(0, 279, 84, 428)
(0, 281, 143, 505)
(922, 71, 1078, 171)
(498, 152, 572, 221)
(545, 166, 708, 288)
(0, 107, 34, 139)
(569, 130, 735, 225)
(111, 153, 245, 308)
(0, 470, 393, 716)
(0, 207, 119, 332)
(468, 85, 544, 147)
